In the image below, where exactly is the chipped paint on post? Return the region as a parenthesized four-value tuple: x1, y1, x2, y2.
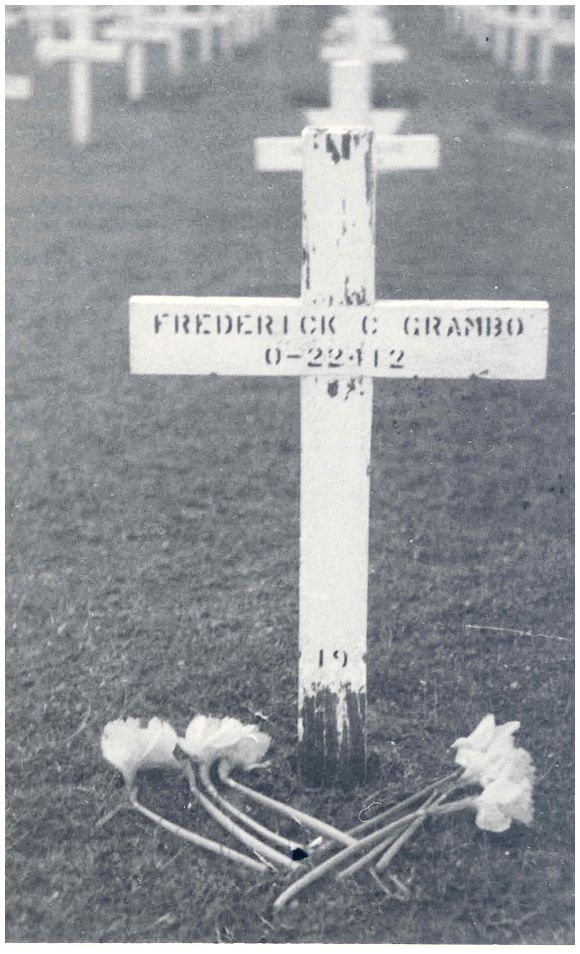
(298, 128, 375, 788)
(299, 686, 366, 789)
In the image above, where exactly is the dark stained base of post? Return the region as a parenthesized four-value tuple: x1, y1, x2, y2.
(299, 687, 367, 790)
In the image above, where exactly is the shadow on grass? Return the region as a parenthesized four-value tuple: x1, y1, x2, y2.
(495, 80, 574, 136)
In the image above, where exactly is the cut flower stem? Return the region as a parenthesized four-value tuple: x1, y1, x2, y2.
(307, 771, 462, 855)
(347, 770, 463, 837)
(273, 808, 422, 910)
(274, 791, 472, 910)
(184, 761, 302, 871)
(423, 795, 477, 816)
(198, 763, 308, 857)
(338, 792, 440, 880)
(218, 761, 356, 848)
(128, 791, 267, 873)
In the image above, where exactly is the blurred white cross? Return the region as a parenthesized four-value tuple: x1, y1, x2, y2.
(35, 5, 122, 145)
(321, 6, 407, 64)
(306, 59, 407, 135)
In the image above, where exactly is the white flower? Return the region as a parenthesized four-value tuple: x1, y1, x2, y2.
(101, 717, 180, 788)
(474, 775, 534, 832)
(452, 715, 535, 832)
(505, 746, 536, 784)
(451, 714, 522, 785)
(452, 713, 499, 752)
(178, 715, 271, 770)
(225, 730, 271, 770)
(178, 715, 252, 763)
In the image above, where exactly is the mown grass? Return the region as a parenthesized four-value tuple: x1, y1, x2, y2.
(6, 5, 574, 943)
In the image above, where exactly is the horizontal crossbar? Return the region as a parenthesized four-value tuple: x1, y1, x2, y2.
(320, 43, 407, 63)
(130, 297, 549, 380)
(141, 12, 212, 31)
(36, 37, 123, 63)
(255, 133, 440, 173)
(305, 109, 407, 135)
(102, 23, 175, 44)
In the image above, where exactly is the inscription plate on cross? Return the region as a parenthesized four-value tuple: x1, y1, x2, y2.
(131, 301, 547, 380)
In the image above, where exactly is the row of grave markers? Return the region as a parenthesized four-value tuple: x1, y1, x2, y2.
(445, 5, 575, 86)
(5, 5, 276, 144)
(129, 5, 550, 788)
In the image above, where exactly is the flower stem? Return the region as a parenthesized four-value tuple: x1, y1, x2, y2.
(337, 830, 400, 879)
(423, 795, 477, 816)
(363, 770, 458, 807)
(373, 814, 428, 873)
(184, 761, 302, 871)
(375, 789, 473, 871)
(306, 772, 463, 854)
(218, 761, 355, 848)
(273, 808, 424, 910)
(128, 791, 267, 873)
(338, 792, 440, 880)
(199, 763, 307, 857)
(347, 771, 463, 837)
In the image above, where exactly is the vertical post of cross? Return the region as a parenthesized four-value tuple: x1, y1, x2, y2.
(306, 59, 407, 133)
(127, 38, 146, 103)
(198, 7, 213, 64)
(330, 60, 371, 119)
(537, 6, 556, 86)
(298, 128, 375, 789)
(167, 30, 185, 77)
(491, 10, 510, 66)
(103, 9, 194, 101)
(70, 6, 91, 146)
(512, 9, 531, 76)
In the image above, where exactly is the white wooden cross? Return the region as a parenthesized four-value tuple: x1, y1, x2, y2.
(103, 7, 182, 102)
(25, 4, 118, 37)
(512, 8, 539, 76)
(320, 6, 407, 64)
(209, 7, 235, 59)
(306, 59, 406, 135)
(143, 6, 222, 71)
(129, 126, 549, 789)
(35, 5, 122, 145)
(230, 5, 275, 48)
(323, 6, 394, 47)
(516, 6, 574, 86)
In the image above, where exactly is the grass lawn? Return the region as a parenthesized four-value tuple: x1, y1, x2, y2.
(6, 5, 574, 944)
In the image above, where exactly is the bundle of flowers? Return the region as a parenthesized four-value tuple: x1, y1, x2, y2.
(100, 712, 535, 906)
